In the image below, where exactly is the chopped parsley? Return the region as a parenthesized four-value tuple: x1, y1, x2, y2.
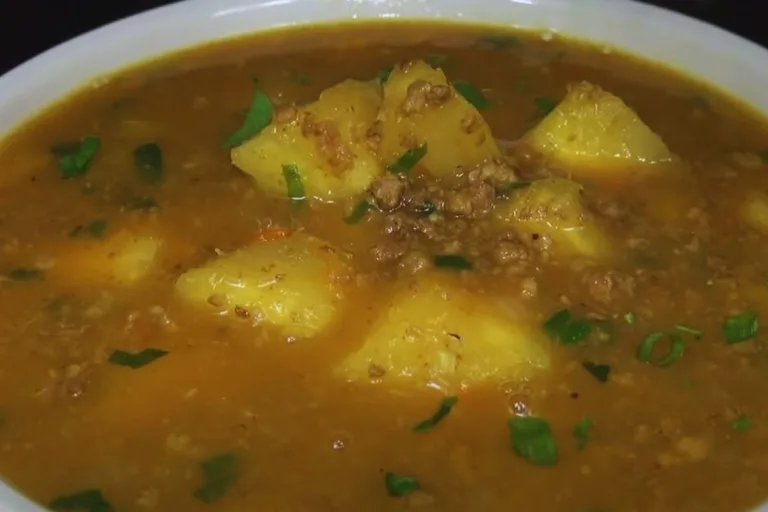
(624, 312, 635, 325)
(412, 396, 458, 432)
(133, 142, 163, 184)
(377, 66, 394, 84)
(384, 472, 419, 497)
(55, 136, 101, 179)
(108, 348, 168, 369)
(732, 414, 753, 432)
(674, 323, 702, 339)
(636, 331, 685, 367)
(194, 452, 240, 503)
(508, 415, 558, 466)
(543, 309, 592, 346)
(386, 144, 428, 174)
(70, 219, 107, 239)
(573, 417, 594, 451)
(345, 200, 371, 224)
(581, 361, 611, 383)
(535, 96, 557, 116)
(722, 311, 758, 343)
(6, 267, 42, 281)
(225, 88, 273, 148)
(453, 80, 491, 110)
(281, 163, 306, 203)
(414, 200, 436, 217)
(433, 254, 472, 270)
(49, 489, 113, 512)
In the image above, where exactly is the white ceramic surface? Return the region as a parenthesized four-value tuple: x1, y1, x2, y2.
(1, 0, 767, 510)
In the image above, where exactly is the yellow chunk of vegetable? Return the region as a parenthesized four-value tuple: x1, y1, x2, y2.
(524, 81, 674, 177)
(51, 230, 163, 287)
(231, 79, 382, 202)
(377, 60, 500, 178)
(495, 178, 612, 261)
(336, 276, 549, 392)
(175, 233, 351, 339)
(741, 191, 768, 233)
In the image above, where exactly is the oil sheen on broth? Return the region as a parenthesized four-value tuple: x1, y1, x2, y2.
(0, 22, 767, 512)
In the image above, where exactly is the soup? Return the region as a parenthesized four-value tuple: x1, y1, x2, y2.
(1, 21, 767, 512)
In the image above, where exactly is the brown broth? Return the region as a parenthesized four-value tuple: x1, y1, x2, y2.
(0, 21, 767, 512)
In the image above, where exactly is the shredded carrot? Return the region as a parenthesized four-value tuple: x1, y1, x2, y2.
(252, 225, 290, 243)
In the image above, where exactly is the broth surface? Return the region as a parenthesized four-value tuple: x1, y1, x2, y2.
(0, 22, 767, 512)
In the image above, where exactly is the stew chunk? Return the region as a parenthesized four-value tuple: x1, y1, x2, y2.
(232, 79, 383, 202)
(524, 81, 674, 176)
(495, 178, 613, 261)
(376, 60, 500, 179)
(175, 233, 351, 338)
(336, 276, 549, 391)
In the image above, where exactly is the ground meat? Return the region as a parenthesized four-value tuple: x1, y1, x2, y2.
(365, 120, 383, 153)
(492, 239, 529, 265)
(401, 79, 453, 115)
(370, 241, 407, 263)
(399, 250, 430, 274)
(584, 270, 636, 305)
(369, 175, 405, 212)
(301, 114, 352, 171)
(467, 157, 519, 189)
(444, 182, 495, 218)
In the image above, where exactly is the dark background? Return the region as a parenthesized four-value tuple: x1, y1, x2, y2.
(0, 0, 762, 73)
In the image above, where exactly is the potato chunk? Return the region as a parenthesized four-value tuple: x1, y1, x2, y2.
(524, 82, 674, 177)
(495, 178, 612, 261)
(231, 80, 382, 202)
(51, 230, 162, 287)
(175, 233, 350, 339)
(377, 60, 500, 178)
(336, 276, 549, 391)
(741, 191, 768, 233)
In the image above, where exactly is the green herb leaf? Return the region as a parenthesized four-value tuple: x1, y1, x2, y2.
(636, 331, 685, 367)
(194, 452, 240, 503)
(425, 54, 449, 67)
(6, 267, 42, 281)
(49, 489, 113, 512)
(412, 396, 458, 432)
(384, 472, 419, 497)
(535, 96, 557, 116)
(722, 311, 758, 343)
(377, 66, 394, 84)
(581, 361, 611, 383)
(289, 71, 310, 85)
(508, 416, 558, 466)
(453, 80, 491, 110)
(282, 163, 305, 203)
(126, 196, 159, 211)
(573, 417, 593, 451)
(70, 219, 107, 239)
(433, 254, 472, 270)
(225, 89, 273, 148)
(414, 200, 437, 217)
(345, 200, 371, 224)
(56, 136, 101, 179)
(731, 414, 753, 431)
(476, 35, 521, 49)
(624, 312, 635, 325)
(674, 323, 702, 339)
(543, 309, 592, 346)
(108, 348, 168, 369)
(387, 144, 428, 174)
(133, 142, 163, 184)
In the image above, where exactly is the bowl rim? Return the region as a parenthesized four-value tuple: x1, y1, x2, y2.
(0, 1, 767, 511)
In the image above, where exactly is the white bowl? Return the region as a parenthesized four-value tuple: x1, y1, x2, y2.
(1, 0, 767, 510)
